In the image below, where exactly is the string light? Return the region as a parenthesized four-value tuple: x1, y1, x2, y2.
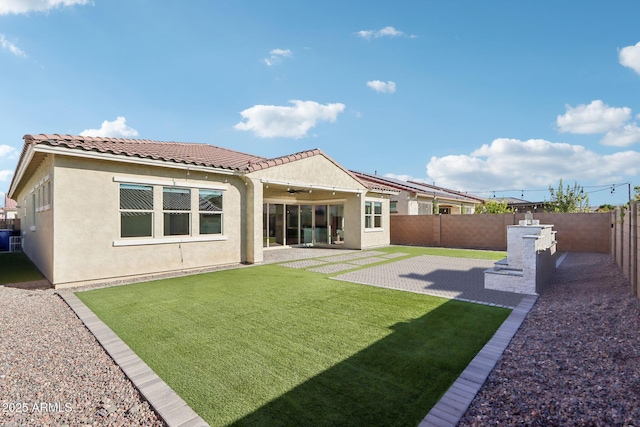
(468, 182, 629, 198)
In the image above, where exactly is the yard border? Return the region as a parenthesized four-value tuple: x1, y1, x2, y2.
(418, 294, 538, 427)
(58, 291, 210, 427)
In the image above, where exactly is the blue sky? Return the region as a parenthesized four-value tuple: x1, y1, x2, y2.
(2, 0, 640, 206)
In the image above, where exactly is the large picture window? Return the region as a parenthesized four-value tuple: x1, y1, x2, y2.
(199, 189, 223, 234)
(114, 177, 227, 245)
(365, 201, 383, 229)
(120, 184, 153, 237)
(163, 187, 191, 236)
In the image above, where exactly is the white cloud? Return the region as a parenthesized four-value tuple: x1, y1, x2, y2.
(0, 0, 90, 15)
(0, 145, 18, 159)
(356, 26, 416, 40)
(426, 138, 640, 192)
(366, 80, 396, 94)
(0, 170, 13, 181)
(80, 116, 139, 138)
(234, 100, 345, 139)
(557, 100, 631, 134)
(619, 41, 640, 75)
(601, 123, 640, 147)
(264, 48, 292, 66)
(0, 34, 26, 57)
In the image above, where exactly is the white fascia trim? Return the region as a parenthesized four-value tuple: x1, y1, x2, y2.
(32, 145, 239, 176)
(264, 198, 347, 205)
(113, 176, 227, 190)
(8, 145, 35, 198)
(113, 235, 228, 247)
(259, 178, 365, 194)
(367, 188, 400, 195)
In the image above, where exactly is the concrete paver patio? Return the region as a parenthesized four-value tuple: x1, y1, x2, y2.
(333, 255, 525, 308)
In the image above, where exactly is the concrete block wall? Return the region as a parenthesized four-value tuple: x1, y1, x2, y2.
(441, 214, 511, 250)
(524, 213, 610, 253)
(389, 215, 440, 246)
(391, 212, 611, 253)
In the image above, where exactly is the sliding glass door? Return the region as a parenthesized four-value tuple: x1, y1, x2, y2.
(263, 204, 284, 247)
(263, 203, 344, 247)
(286, 205, 299, 245)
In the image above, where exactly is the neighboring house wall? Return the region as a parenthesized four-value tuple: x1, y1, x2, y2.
(49, 155, 244, 287)
(391, 212, 611, 253)
(394, 193, 474, 216)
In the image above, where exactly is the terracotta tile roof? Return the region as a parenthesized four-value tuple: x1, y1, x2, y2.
(244, 148, 323, 172)
(12, 134, 370, 193)
(4, 195, 17, 209)
(23, 134, 267, 171)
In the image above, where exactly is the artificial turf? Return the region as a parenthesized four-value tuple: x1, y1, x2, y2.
(77, 259, 510, 426)
(0, 252, 45, 284)
(379, 245, 506, 260)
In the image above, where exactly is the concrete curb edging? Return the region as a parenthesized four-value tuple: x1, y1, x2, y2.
(58, 291, 210, 427)
(418, 294, 538, 427)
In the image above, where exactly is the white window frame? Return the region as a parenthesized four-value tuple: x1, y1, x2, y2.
(119, 183, 154, 239)
(112, 177, 228, 246)
(199, 189, 223, 235)
(162, 186, 192, 237)
(364, 200, 383, 230)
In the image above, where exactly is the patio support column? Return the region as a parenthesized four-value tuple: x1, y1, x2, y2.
(244, 177, 263, 264)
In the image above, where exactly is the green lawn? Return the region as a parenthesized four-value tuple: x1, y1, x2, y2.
(77, 257, 510, 427)
(380, 245, 506, 261)
(0, 252, 45, 284)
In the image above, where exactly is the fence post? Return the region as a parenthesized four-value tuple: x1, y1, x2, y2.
(631, 202, 638, 296)
(611, 210, 616, 261)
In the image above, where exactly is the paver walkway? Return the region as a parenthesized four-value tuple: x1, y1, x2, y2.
(262, 247, 358, 264)
(334, 255, 525, 308)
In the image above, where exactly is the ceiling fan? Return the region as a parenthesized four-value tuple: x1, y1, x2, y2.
(287, 188, 308, 194)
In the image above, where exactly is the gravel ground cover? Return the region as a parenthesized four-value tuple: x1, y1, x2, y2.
(0, 286, 164, 427)
(460, 252, 640, 426)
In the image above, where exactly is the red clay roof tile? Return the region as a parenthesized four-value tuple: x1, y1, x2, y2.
(24, 134, 267, 171)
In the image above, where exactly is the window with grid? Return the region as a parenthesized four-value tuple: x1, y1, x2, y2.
(120, 184, 153, 237)
(163, 187, 191, 236)
(199, 189, 222, 234)
(365, 201, 383, 228)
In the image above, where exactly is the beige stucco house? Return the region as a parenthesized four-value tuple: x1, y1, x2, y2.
(352, 171, 482, 215)
(8, 134, 397, 288)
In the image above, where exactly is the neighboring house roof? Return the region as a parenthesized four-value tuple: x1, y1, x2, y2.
(488, 196, 529, 204)
(10, 134, 371, 196)
(352, 173, 401, 194)
(4, 195, 17, 210)
(407, 180, 485, 203)
(351, 171, 481, 203)
(489, 197, 545, 206)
